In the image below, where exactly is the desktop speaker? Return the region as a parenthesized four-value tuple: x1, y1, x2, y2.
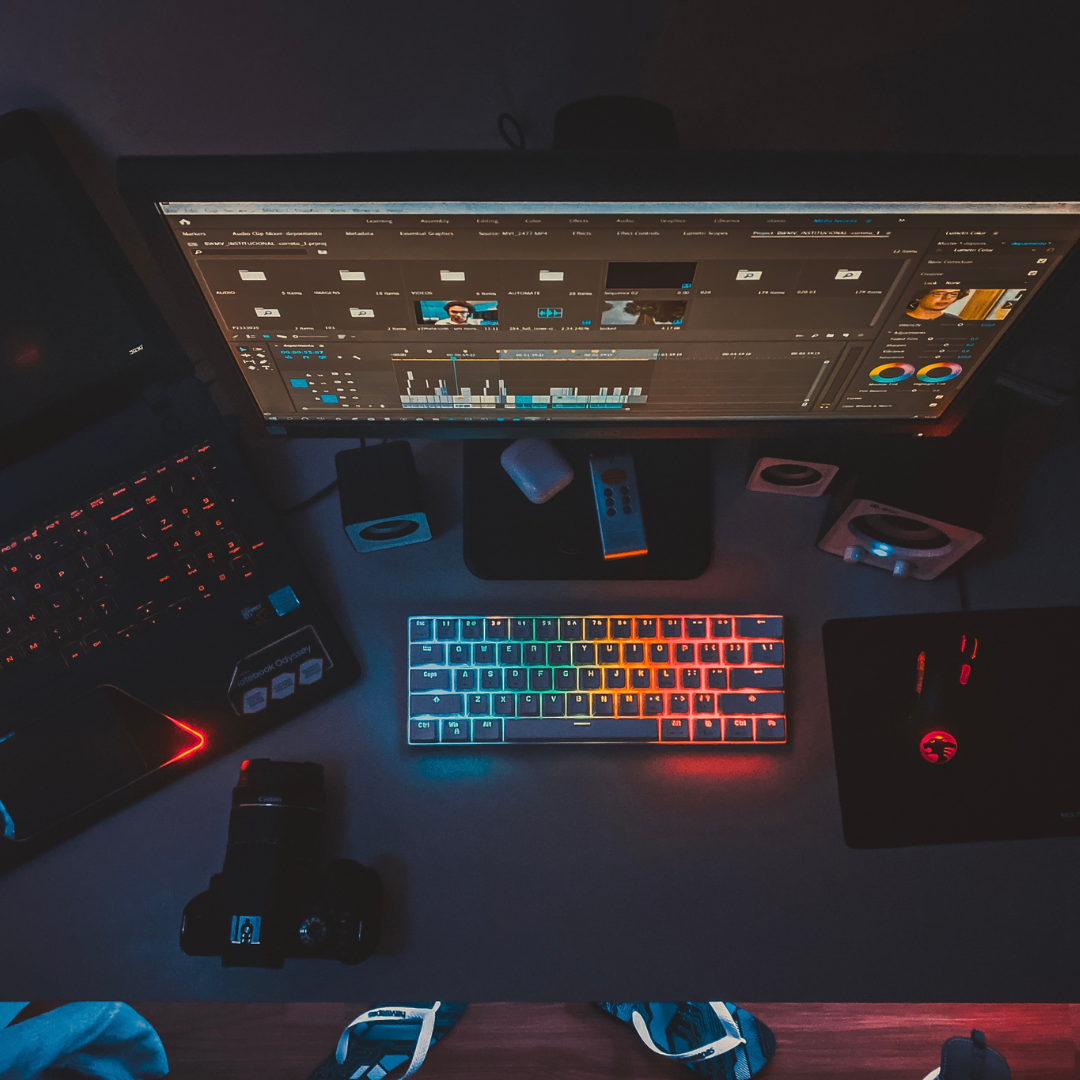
(747, 456, 841, 497)
(816, 424, 1005, 581)
(335, 442, 431, 553)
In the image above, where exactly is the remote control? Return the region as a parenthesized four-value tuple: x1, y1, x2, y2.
(589, 453, 648, 559)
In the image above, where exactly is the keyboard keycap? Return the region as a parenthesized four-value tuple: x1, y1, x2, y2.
(410, 693, 463, 716)
(511, 618, 533, 640)
(643, 693, 664, 715)
(724, 643, 745, 665)
(505, 668, 527, 690)
(667, 693, 689, 715)
(707, 668, 727, 689)
(680, 668, 701, 689)
(492, 694, 516, 716)
(649, 643, 669, 664)
(630, 667, 651, 688)
(548, 642, 571, 665)
(661, 717, 690, 740)
(541, 693, 565, 717)
(410, 619, 433, 641)
(635, 618, 656, 637)
(448, 643, 471, 664)
(573, 643, 596, 665)
(461, 619, 483, 639)
(591, 693, 614, 717)
(409, 719, 438, 742)
(518, 693, 540, 716)
(585, 618, 608, 639)
(579, 667, 601, 689)
(441, 719, 470, 742)
(623, 642, 644, 664)
(725, 716, 754, 740)
(656, 668, 676, 689)
(436, 619, 458, 639)
(598, 643, 620, 665)
(567, 693, 590, 716)
(524, 643, 546, 666)
(473, 718, 502, 741)
(611, 618, 633, 638)
(756, 716, 786, 741)
(504, 718, 657, 741)
(661, 618, 682, 638)
(719, 693, 784, 714)
(751, 642, 784, 664)
(529, 668, 553, 691)
(486, 618, 508, 640)
(694, 717, 723, 741)
(710, 618, 732, 638)
(604, 668, 626, 689)
(675, 643, 695, 664)
(410, 643, 444, 665)
(499, 643, 521, 665)
(618, 693, 639, 716)
(686, 618, 707, 638)
(481, 668, 501, 689)
(554, 668, 577, 689)
(736, 616, 783, 639)
(559, 618, 583, 640)
(467, 694, 490, 714)
(536, 618, 558, 640)
(454, 669, 476, 692)
(698, 643, 719, 663)
(729, 667, 784, 690)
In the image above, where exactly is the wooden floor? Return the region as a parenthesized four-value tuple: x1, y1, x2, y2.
(122, 1002, 1080, 1080)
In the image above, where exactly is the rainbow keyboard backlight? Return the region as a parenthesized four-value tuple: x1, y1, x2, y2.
(407, 614, 786, 745)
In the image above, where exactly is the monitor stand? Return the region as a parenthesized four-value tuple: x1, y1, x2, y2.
(462, 439, 713, 580)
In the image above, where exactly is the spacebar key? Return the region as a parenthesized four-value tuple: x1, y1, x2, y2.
(410, 694, 464, 716)
(504, 718, 657, 741)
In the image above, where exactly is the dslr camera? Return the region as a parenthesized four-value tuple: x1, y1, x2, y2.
(180, 759, 381, 968)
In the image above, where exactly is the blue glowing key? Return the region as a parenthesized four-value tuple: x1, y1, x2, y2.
(289, 378, 308, 388)
(320, 394, 339, 404)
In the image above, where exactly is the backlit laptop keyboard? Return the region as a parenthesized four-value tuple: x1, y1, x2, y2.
(0, 442, 264, 675)
(407, 614, 786, 744)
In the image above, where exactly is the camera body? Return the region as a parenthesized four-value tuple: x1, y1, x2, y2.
(180, 759, 381, 968)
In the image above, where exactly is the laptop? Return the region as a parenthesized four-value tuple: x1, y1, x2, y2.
(0, 110, 360, 871)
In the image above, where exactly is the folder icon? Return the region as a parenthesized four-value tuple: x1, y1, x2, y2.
(239, 270, 266, 281)
(340, 270, 366, 281)
(440, 270, 466, 281)
(349, 308, 375, 318)
(254, 307, 280, 317)
(539, 270, 564, 281)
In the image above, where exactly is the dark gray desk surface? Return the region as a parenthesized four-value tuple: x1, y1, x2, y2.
(1, 432, 1078, 1001)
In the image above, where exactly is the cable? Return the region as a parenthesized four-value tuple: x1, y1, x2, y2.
(955, 567, 970, 612)
(497, 113, 526, 150)
(273, 437, 371, 516)
(276, 477, 339, 517)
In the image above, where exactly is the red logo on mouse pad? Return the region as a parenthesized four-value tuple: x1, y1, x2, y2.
(920, 730, 958, 763)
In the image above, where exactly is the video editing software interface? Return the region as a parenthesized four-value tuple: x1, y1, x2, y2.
(159, 201, 1080, 425)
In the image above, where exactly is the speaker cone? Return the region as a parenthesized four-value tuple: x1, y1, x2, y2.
(849, 513, 951, 551)
(759, 462, 825, 487)
(359, 519, 420, 541)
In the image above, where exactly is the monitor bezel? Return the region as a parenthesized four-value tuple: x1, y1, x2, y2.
(118, 149, 1080, 440)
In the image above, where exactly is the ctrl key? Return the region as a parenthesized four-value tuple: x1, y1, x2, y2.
(409, 719, 438, 743)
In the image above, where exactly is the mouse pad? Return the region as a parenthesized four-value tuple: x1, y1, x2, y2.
(823, 607, 1080, 848)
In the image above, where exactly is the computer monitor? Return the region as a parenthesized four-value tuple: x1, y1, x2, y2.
(119, 151, 1080, 441)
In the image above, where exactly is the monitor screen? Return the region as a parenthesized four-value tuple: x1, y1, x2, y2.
(157, 199, 1080, 429)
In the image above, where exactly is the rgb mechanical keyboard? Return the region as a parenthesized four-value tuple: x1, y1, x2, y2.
(407, 614, 786, 744)
(0, 442, 264, 675)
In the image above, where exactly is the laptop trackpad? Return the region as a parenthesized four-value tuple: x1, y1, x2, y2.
(0, 686, 196, 841)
